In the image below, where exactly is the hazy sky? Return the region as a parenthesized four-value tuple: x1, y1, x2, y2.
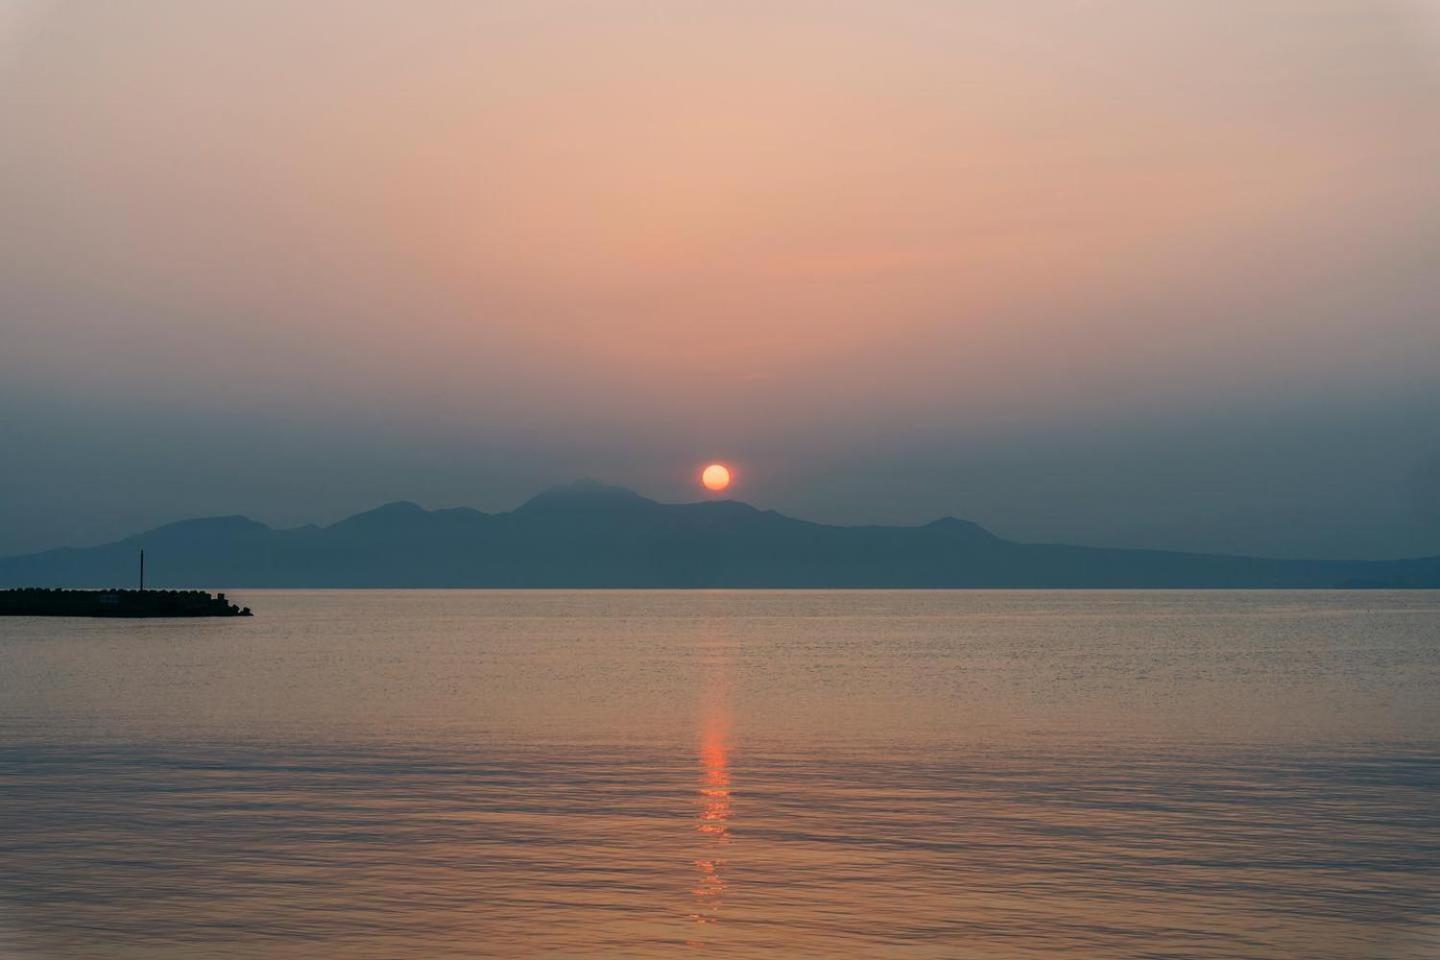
(2, 0, 1439, 559)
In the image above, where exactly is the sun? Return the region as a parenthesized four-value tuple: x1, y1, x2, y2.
(701, 463, 732, 492)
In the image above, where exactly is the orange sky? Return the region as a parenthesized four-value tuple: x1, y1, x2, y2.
(1, 0, 1438, 558)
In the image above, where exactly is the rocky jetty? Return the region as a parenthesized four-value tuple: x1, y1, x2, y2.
(0, 588, 252, 618)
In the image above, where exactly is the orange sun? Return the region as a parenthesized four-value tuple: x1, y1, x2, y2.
(701, 463, 731, 492)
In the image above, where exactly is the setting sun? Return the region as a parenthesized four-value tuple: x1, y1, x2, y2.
(701, 464, 731, 492)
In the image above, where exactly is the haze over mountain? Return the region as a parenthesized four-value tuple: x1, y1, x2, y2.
(4, 2, 1440, 562)
(2, 481, 1436, 590)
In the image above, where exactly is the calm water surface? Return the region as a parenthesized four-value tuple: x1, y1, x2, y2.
(1, 591, 1438, 958)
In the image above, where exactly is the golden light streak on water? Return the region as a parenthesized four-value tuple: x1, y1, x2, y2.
(690, 631, 734, 934)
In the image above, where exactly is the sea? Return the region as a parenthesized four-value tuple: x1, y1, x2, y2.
(1, 590, 1437, 959)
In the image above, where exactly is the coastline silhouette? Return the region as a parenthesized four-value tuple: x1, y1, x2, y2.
(1, 480, 1436, 589)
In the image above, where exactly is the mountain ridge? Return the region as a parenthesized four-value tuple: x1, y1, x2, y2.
(1, 482, 1436, 589)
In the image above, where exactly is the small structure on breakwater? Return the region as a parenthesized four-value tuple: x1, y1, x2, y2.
(0, 588, 252, 618)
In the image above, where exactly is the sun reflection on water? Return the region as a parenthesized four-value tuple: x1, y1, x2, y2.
(690, 641, 733, 931)
(692, 722, 732, 921)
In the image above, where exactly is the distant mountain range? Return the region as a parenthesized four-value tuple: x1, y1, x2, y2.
(2, 480, 1437, 588)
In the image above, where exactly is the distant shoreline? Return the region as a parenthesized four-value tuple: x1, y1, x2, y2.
(2, 482, 1437, 590)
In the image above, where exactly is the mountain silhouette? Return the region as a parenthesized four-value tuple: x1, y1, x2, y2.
(1, 482, 1436, 588)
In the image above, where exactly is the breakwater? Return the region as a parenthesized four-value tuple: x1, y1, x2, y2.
(0, 589, 252, 618)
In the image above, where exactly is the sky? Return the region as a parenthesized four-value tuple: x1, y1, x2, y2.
(2, 0, 1439, 560)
